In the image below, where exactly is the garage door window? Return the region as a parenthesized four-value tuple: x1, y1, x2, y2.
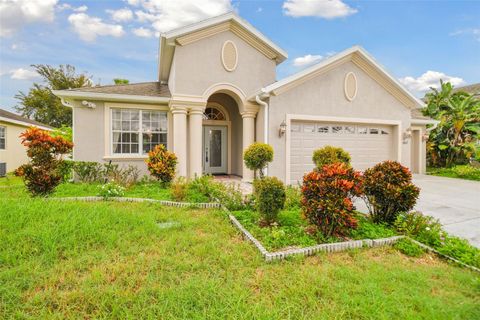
(344, 126, 355, 134)
(369, 128, 379, 134)
(303, 125, 315, 133)
(317, 125, 329, 133)
(332, 126, 343, 134)
(358, 127, 367, 134)
(381, 129, 389, 135)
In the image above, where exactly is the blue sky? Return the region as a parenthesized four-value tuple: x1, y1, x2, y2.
(1, 0, 479, 113)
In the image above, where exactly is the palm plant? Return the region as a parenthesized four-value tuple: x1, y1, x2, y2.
(424, 81, 480, 167)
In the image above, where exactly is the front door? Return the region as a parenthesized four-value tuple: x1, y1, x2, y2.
(203, 126, 227, 174)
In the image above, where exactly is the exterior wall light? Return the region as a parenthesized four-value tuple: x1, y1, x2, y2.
(81, 100, 96, 108)
(279, 120, 287, 137)
(402, 127, 412, 144)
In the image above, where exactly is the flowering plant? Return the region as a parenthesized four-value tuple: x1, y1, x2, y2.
(97, 181, 125, 199)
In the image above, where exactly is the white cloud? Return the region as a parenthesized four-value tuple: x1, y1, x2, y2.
(68, 13, 125, 42)
(293, 54, 324, 67)
(57, 3, 87, 12)
(450, 28, 480, 42)
(399, 71, 466, 94)
(0, 0, 58, 37)
(133, 0, 233, 33)
(74, 5, 88, 13)
(132, 27, 154, 37)
(107, 8, 133, 22)
(10, 68, 39, 80)
(283, 0, 357, 19)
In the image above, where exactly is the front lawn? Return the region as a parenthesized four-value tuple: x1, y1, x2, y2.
(1, 180, 479, 318)
(427, 165, 480, 181)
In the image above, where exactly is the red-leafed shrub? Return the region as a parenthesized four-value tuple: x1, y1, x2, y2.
(363, 161, 420, 225)
(15, 127, 73, 196)
(301, 163, 363, 237)
(145, 144, 177, 184)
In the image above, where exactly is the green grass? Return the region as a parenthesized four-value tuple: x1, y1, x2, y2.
(232, 208, 399, 251)
(1, 180, 479, 318)
(427, 165, 480, 181)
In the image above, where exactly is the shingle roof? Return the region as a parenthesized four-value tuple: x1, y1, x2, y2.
(68, 82, 171, 98)
(0, 108, 53, 129)
(411, 108, 432, 120)
(452, 83, 480, 97)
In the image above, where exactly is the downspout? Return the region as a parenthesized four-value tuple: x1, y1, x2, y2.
(255, 89, 270, 176)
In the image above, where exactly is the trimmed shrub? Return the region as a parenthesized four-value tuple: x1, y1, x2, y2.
(97, 181, 125, 199)
(363, 161, 420, 225)
(145, 144, 177, 184)
(253, 177, 286, 224)
(394, 211, 442, 247)
(312, 146, 351, 170)
(301, 163, 362, 237)
(58, 160, 75, 182)
(15, 127, 73, 196)
(243, 143, 274, 179)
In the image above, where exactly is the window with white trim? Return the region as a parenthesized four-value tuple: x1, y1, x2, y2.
(111, 109, 167, 155)
(0, 126, 5, 150)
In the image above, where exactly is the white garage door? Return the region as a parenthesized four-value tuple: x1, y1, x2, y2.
(290, 121, 395, 184)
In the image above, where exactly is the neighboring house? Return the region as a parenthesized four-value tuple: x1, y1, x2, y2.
(0, 109, 52, 174)
(53, 12, 436, 184)
(452, 83, 480, 99)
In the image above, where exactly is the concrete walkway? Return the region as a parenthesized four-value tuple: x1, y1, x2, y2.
(412, 174, 480, 247)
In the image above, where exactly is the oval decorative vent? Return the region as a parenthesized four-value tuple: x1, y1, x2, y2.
(222, 40, 238, 72)
(344, 72, 358, 101)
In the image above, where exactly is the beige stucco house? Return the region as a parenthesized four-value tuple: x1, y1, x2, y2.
(0, 109, 52, 175)
(53, 12, 435, 184)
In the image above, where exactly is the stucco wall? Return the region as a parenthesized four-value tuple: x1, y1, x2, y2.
(267, 61, 413, 182)
(171, 30, 276, 98)
(0, 122, 29, 173)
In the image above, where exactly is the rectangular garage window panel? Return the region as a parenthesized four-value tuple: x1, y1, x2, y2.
(344, 126, 355, 134)
(303, 124, 315, 133)
(358, 127, 367, 134)
(369, 128, 379, 134)
(112, 108, 167, 155)
(317, 125, 329, 133)
(332, 126, 343, 134)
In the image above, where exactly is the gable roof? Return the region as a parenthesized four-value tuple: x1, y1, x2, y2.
(452, 82, 480, 98)
(0, 108, 52, 130)
(260, 46, 425, 109)
(52, 82, 171, 104)
(158, 12, 288, 83)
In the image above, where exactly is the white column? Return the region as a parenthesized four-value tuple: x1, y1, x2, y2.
(188, 106, 204, 178)
(172, 107, 188, 177)
(242, 112, 256, 182)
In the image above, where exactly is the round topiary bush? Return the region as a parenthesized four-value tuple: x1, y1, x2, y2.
(253, 176, 286, 224)
(363, 160, 420, 225)
(243, 142, 274, 179)
(312, 146, 351, 170)
(145, 144, 177, 184)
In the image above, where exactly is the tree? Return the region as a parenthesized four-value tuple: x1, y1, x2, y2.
(15, 64, 92, 128)
(424, 81, 480, 167)
(113, 78, 129, 85)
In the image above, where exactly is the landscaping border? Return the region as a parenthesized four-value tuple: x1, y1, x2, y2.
(51, 196, 221, 209)
(227, 211, 480, 272)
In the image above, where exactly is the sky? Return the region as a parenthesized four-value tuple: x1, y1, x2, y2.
(1, 0, 479, 113)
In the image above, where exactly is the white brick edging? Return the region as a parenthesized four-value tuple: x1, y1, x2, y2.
(51, 196, 221, 209)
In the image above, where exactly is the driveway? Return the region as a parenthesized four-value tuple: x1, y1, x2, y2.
(412, 174, 480, 247)
(355, 174, 480, 247)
